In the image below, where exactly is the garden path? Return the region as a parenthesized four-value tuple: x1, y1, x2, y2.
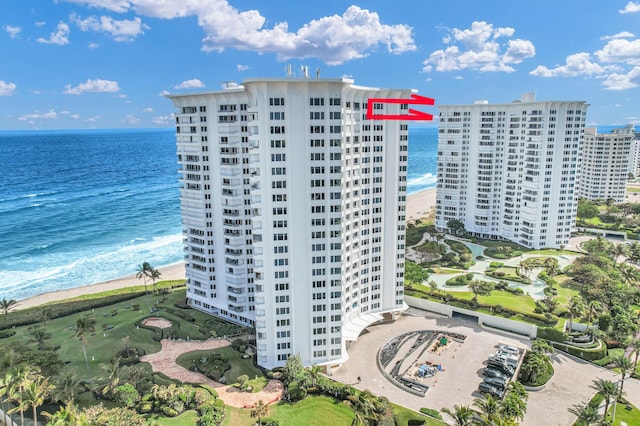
(140, 338, 284, 408)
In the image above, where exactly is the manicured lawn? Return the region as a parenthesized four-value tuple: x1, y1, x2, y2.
(146, 409, 199, 425)
(432, 268, 465, 274)
(529, 249, 583, 255)
(3, 286, 245, 379)
(606, 402, 640, 425)
(265, 396, 355, 426)
(555, 282, 580, 307)
(491, 266, 521, 279)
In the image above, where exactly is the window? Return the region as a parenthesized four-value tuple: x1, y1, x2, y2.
(269, 97, 285, 106)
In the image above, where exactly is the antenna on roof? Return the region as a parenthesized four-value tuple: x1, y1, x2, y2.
(316, 68, 320, 79)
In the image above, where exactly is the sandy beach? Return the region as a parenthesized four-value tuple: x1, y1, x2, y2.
(17, 261, 186, 310)
(406, 187, 437, 222)
(18, 187, 438, 310)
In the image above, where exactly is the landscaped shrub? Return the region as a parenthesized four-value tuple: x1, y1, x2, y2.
(161, 406, 179, 417)
(0, 329, 17, 338)
(489, 261, 504, 268)
(419, 407, 442, 420)
(552, 340, 607, 361)
(153, 372, 178, 386)
(536, 327, 567, 343)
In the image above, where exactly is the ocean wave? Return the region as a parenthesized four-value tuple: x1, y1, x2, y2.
(407, 172, 438, 188)
(0, 233, 184, 301)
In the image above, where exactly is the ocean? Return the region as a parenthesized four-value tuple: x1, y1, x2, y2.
(0, 127, 438, 301)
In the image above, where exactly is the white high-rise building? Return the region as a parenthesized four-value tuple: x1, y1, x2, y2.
(580, 125, 634, 203)
(435, 93, 589, 249)
(168, 77, 409, 369)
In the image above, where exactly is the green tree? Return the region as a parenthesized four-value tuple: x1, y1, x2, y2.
(347, 389, 379, 425)
(531, 339, 553, 355)
(135, 262, 153, 294)
(282, 353, 306, 385)
(446, 219, 465, 235)
(250, 400, 270, 426)
(114, 383, 140, 408)
(576, 201, 600, 224)
(566, 296, 585, 333)
(500, 382, 528, 422)
(441, 404, 474, 426)
(74, 314, 97, 378)
(428, 280, 439, 295)
(590, 378, 619, 420)
(27, 325, 53, 350)
(52, 370, 83, 405)
(519, 351, 548, 384)
(0, 298, 18, 320)
(473, 394, 500, 424)
(629, 337, 640, 370)
(612, 243, 630, 267)
(150, 268, 162, 293)
(585, 300, 604, 329)
(43, 400, 89, 426)
(21, 372, 54, 426)
(468, 280, 494, 302)
(568, 402, 601, 425)
(611, 354, 634, 396)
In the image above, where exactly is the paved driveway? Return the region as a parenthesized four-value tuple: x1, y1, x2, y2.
(332, 311, 640, 425)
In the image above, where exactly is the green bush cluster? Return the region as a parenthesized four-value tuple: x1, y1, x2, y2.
(419, 407, 442, 420)
(0, 329, 17, 338)
(536, 327, 567, 343)
(445, 273, 474, 286)
(551, 340, 607, 361)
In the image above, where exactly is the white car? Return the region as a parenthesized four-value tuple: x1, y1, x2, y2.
(498, 344, 520, 355)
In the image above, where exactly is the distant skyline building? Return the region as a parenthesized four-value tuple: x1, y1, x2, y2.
(579, 125, 635, 204)
(168, 77, 409, 369)
(435, 93, 589, 249)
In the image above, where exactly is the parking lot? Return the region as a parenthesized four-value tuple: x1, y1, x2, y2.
(332, 309, 640, 425)
(333, 310, 529, 415)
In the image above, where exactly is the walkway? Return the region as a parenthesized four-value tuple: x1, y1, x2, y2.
(140, 339, 283, 408)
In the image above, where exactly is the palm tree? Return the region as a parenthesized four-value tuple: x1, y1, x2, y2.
(250, 400, 270, 426)
(441, 404, 474, 425)
(43, 400, 88, 426)
(136, 262, 153, 294)
(347, 389, 379, 425)
(27, 325, 53, 350)
(566, 296, 585, 333)
(519, 351, 548, 384)
(586, 300, 604, 329)
(630, 336, 640, 370)
(613, 243, 630, 267)
(8, 366, 36, 426)
(531, 339, 554, 355)
(150, 268, 162, 293)
(568, 402, 602, 425)
(0, 372, 13, 426)
(473, 394, 500, 424)
(590, 378, 619, 419)
(500, 382, 528, 422)
(21, 372, 53, 426)
(611, 354, 634, 396)
(52, 370, 83, 405)
(75, 314, 97, 377)
(0, 298, 18, 320)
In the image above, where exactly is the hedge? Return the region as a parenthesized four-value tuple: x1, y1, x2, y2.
(419, 408, 442, 420)
(537, 327, 567, 343)
(551, 339, 607, 361)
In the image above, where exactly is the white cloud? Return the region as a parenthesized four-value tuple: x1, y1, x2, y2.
(159, 90, 171, 96)
(85, 115, 101, 122)
(122, 114, 140, 124)
(530, 52, 616, 77)
(152, 114, 175, 125)
(601, 31, 635, 40)
(174, 79, 204, 89)
(59, 1, 414, 65)
(88, 41, 100, 48)
(0, 81, 17, 96)
(64, 78, 120, 94)
(35, 21, 46, 27)
(37, 22, 70, 45)
(71, 14, 149, 41)
(143, 107, 153, 112)
(70, 114, 80, 119)
(4, 25, 21, 38)
(63, 0, 131, 13)
(19, 109, 59, 121)
(596, 38, 640, 65)
(423, 21, 534, 73)
(237, 64, 250, 72)
(620, 1, 640, 13)
(602, 66, 640, 90)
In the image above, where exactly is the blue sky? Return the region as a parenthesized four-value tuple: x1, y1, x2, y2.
(1, 0, 640, 130)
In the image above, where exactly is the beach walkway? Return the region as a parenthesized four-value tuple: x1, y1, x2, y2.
(140, 338, 283, 408)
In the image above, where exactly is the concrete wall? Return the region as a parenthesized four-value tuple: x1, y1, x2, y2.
(405, 296, 538, 338)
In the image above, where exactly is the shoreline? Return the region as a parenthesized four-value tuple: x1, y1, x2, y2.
(17, 187, 438, 310)
(17, 261, 186, 310)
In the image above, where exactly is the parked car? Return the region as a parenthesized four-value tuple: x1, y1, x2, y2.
(487, 360, 515, 376)
(483, 368, 509, 381)
(489, 352, 518, 368)
(498, 344, 520, 355)
(483, 376, 507, 389)
(478, 382, 503, 398)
